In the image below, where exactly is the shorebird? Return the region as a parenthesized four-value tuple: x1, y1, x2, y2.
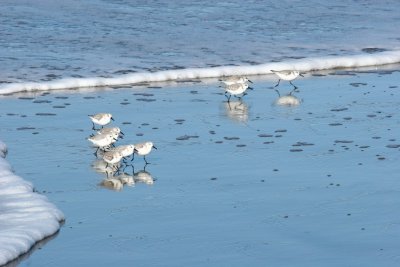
(97, 127, 124, 138)
(89, 113, 114, 130)
(111, 144, 135, 171)
(223, 83, 253, 102)
(112, 144, 135, 159)
(87, 133, 118, 155)
(271, 70, 303, 89)
(102, 150, 124, 176)
(134, 141, 157, 164)
(219, 76, 253, 86)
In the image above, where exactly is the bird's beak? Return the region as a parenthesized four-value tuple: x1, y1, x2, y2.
(153, 145, 157, 149)
(248, 87, 254, 90)
(248, 80, 253, 83)
(299, 73, 304, 77)
(120, 131, 125, 136)
(111, 117, 114, 121)
(134, 148, 138, 153)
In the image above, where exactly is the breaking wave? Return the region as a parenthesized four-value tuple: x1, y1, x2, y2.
(1, 50, 400, 95)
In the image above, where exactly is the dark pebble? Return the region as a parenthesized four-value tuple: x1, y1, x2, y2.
(36, 113, 56, 116)
(331, 108, 348, 112)
(258, 134, 273, 138)
(133, 93, 154, 97)
(136, 98, 156, 102)
(334, 140, 353, 144)
(33, 100, 52, 103)
(386, 144, 400, 148)
(224, 136, 240, 140)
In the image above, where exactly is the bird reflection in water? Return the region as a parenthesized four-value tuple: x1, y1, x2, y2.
(223, 100, 249, 123)
(274, 88, 302, 107)
(91, 159, 121, 174)
(133, 170, 154, 185)
(99, 172, 135, 191)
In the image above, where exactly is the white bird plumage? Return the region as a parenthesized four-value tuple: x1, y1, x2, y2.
(271, 70, 303, 89)
(89, 113, 113, 129)
(223, 83, 253, 102)
(111, 144, 135, 158)
(219, 76, 253, 86)
(87, 133, 118, 151)
(97, 127, 123, 137)
(134, 141, 157, 164)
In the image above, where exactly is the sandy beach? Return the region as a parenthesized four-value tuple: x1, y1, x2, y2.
(1, 66, 400, 266)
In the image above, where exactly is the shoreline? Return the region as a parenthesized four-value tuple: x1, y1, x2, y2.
(1, 51, 400, 95)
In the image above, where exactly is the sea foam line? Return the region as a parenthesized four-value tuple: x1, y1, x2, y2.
(0, 140, 64, 266)
(1, 50, 400, 95)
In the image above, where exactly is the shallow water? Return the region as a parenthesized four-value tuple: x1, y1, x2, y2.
(1, 68, 400, 266)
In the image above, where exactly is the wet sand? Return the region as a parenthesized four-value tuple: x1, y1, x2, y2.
(1, 67, 400, 266)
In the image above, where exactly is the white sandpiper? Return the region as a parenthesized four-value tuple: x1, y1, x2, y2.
(223, 82, 253, 102)
(219, 76, 253, 86)
(97, 127, 124, 137)
(134, 141, 157, 164)
(88, 133, 116, 148)
(87, 132, 119, 155)
(89, 113, 114, 130)
(102, 150, 124, 176)
(111, 144, 135, 158)
(271, 70, 303, 89)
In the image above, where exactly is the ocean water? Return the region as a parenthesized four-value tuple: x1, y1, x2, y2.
(1, 0, 400, 84)
(1, 0, 400, 266)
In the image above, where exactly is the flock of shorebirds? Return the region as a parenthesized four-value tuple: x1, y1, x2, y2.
(220, 69, 303, 103)
(86, 70, 302, 189)
(87, 113, 157, 181)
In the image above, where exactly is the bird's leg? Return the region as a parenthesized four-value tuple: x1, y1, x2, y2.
(94, 147, 99, 157)
(144, 156, 149, 165)
(289, 81, 298, 90)
(274, 79, 281, 87)
(116, 165, 121, 175)
(274, 89, 281, 97)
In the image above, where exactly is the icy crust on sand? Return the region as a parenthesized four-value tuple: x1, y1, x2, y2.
(0, 141, 64, 266)
(1, 50, 400, 95)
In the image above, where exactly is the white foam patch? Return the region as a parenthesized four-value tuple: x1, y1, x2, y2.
(0, 140, 64, 266)
(1, 50, 400, 95)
